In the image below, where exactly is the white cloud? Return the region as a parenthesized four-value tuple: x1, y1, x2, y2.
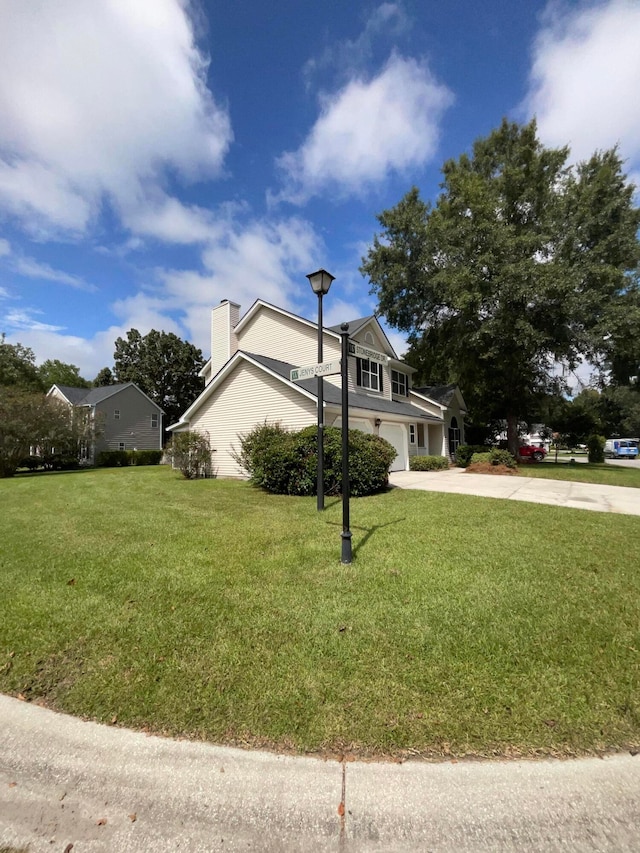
(525, 0, 640, 165)
(0, 0, 232, 239)
(0, 239, 93, 289)
(11, 257, 92, 290)
(276, 54, 453, 204)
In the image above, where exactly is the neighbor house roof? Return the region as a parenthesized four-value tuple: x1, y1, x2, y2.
(52, 383, 164, 412)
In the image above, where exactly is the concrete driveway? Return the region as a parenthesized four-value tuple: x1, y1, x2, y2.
(389, 467, 640, 515)
(1, 695, 639, 852)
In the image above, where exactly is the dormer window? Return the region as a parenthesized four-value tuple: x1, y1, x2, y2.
(391, 370, 408, 397)
(357, 358, 382, 392)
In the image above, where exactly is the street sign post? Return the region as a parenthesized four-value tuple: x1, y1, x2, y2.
(347, 342, 388, 364)
(290, 360, 341, 382)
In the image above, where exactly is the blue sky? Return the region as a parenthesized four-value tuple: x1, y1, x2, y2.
(1, 0, 639, 380)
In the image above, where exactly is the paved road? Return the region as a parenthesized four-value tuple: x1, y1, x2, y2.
(389, 467, 640, 515)
(1, 696, 639, 852)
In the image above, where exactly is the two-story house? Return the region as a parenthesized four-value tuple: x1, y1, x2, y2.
(168, 299, 466, 475)
(48, 383, 164, 464)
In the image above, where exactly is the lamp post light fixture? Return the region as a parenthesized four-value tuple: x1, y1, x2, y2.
(307, 268, 335, 512)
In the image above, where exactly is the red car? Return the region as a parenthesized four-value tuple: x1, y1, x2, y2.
(518, 444, 547, 462)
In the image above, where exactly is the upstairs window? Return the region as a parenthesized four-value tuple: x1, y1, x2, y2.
(391, 370, 408, 397)
(356, 358, 382, 392)
(114, 409, 120, 420)
(151, 413, 159, 428)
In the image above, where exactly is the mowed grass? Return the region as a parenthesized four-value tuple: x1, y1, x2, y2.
(519, 460, 640, 488)
(1, 466, 639, 759)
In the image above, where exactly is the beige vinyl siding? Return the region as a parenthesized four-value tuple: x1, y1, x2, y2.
(408, 392, 444, 419)
(237, 307, 341, 368)
(188, 361, 317, 477)
(95, 386, 162, 453)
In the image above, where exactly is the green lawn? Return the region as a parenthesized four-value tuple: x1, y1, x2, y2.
(1, 466, 639, 759)
(519, 460, 640, 488)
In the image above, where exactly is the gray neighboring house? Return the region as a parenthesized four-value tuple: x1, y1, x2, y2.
(48, 383, 164, 464)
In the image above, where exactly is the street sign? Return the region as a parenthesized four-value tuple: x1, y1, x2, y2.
(348, 341, 389, 364)
(290, 359, 342, 381)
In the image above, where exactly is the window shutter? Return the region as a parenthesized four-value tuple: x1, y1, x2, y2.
(356, 358, 362, 387)
(378, 363, 383, 392)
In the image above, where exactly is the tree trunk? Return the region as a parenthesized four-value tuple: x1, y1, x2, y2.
(506, 413, 520, 458)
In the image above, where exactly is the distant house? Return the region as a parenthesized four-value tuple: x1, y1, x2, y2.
(47, 383, 164, 464)
(168, 299, 467, 475)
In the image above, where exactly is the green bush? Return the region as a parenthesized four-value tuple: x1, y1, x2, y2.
(18, 455, 42, 471)
(96, 450, 130, 467)
(128, 449, 163, 466)
(234, 423, 396, 497)
(455, 444, 489, 467)
(166, 432, 214, 479)
(587, 434, 605, 464)
(409, 455, 449, 471)
(487, 448, 517, 468)
(470, 449, 517, 468)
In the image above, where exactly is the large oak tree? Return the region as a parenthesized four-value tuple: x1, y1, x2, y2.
(113, 329, 205, 437)
(361, 120, 640, 454)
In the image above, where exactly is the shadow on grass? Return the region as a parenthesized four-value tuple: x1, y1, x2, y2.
(326, 518, 405, 557)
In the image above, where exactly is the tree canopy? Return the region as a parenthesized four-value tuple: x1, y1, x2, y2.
(113, 329, 205, 434)
(0, 334, 43, 390)
(361, 119, 640, 453)
(38, 359, 89, 390)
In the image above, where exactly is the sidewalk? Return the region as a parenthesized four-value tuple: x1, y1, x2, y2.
(389, 468, 640, 515)
(1, 695, 639, 852)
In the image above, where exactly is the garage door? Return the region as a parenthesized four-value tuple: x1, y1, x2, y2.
(379, 423, 407, 472)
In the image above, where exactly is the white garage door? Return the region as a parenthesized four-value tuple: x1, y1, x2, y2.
(379, 423, 407, 472)
(332, 417, 373, 434)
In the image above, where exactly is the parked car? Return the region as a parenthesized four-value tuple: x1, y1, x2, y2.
(518, 444, 547, 462)
(604, 439, 639, 459)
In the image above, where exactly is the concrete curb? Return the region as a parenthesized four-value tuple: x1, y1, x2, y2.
(2, 695, 639, 851)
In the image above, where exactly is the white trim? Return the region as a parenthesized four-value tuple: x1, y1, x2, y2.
(409, 389, 447, 412)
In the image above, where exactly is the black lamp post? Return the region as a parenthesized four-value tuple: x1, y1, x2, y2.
(307, 268, 335, 511)
(340, 323, 352, 564)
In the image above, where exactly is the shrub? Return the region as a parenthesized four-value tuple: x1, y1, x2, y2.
(487, 448, 517, 468)
(409, 455, 449, 471)
(96, 450, 130, 467)
(455, 444, 489, 467)
(470, 449, 517, 468)
(234, 423, 396, 497)
(18, 455, 42, 471)
(166, 431, 214, 479)
(128, 449, 163, 466)
(587, 434, 605, 464)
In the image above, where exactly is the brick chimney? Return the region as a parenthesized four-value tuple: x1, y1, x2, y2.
(210, 300, 240, 376)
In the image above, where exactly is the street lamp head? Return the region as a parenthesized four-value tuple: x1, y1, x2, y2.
(307, 268, 335, 296)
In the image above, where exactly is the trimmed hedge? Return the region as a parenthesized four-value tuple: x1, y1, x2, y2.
(128, 449, 163, 466)
(234, 422, 396, 497)
(409, 455, 449, 471)
(455, 444, 490, 467)
(96, 450, 129, 467)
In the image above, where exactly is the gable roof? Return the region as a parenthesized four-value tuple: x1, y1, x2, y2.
(51, 383, 164, 412)
(413, 383, 467, 413)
